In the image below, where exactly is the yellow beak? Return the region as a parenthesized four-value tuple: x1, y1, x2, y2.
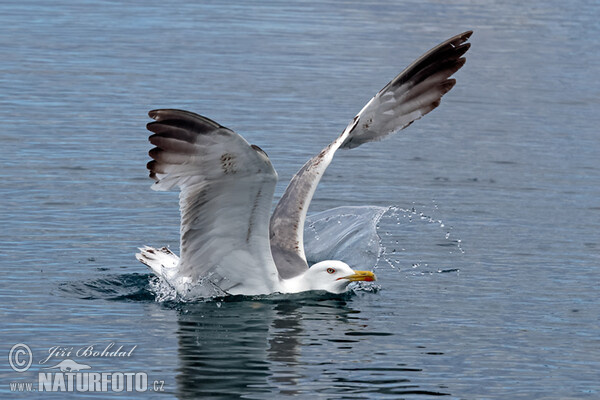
(337, 270, 376, 282)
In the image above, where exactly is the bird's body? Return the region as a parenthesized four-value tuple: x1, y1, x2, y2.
(137, 247, 373, 297)
(136, 31, 472, 299)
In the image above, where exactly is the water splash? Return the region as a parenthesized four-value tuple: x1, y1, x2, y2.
(148, 275, 178, 302)
(303, 204, 463, 276)
(304, 206, 388, 268)
(373, 205, 464, 274)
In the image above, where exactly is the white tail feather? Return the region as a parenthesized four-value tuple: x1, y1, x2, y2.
(135, 246, 179, 280)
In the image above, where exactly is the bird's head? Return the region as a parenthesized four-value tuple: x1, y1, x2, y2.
(305, 260, 376, 293)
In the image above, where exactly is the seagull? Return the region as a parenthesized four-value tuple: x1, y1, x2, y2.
(136, 31, 472, 298)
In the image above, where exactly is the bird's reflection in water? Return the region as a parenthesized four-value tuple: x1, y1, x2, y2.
(174, 295, 356, 399)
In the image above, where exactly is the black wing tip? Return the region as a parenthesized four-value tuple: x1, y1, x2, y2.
(437, 31, 473, 60)
(146, 120, 160, 131)
(147, 160, 159, 181)
(148, 147, 163, 161)
(148, 108, 193, 120)
(453, 30, 473, 44)
(437, 31, 473, 52)
(251, 144, 269, 157)
(454, 56, 468, 71)
(385, 30, 473, 91)
(439, 78, 457, 95)
(450, 31, 473, 54)
(461, 30, 473, 39)
(147, 109, 224, 129)
(446, 33, 473, 59)
(455, 42, 471, 57)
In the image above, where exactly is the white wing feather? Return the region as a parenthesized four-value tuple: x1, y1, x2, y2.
(147, 109, 279, 296)
(270, 31, 472, 278)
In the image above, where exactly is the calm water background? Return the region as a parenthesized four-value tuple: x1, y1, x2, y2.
(1, 0, 599, 399)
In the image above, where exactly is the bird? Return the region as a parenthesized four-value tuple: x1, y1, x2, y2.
(136, 31, 472, 299)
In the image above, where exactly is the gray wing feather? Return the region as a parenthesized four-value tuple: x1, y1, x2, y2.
(270, 31, 472, 278)
(269, 121, 357, 279)
(147, 109, 280, 295)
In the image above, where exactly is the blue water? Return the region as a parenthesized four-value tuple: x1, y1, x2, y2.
(1, 0, 599, 398)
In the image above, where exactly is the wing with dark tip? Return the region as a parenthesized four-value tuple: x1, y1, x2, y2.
(340, 30, 472, 149)
(147, 109, 280, 295)
(270, 31, 472, 278)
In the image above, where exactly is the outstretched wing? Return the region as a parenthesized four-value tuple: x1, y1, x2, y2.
(147, 109, 280, 295)
(270, 31, 472, 278)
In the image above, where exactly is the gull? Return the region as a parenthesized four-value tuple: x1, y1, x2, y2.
(136, 31, 472, 298)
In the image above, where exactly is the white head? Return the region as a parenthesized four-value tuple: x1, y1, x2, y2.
(301, 260, 376, 294)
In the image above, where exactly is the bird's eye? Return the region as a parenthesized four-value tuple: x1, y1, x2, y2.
(326, 268, 335, 274)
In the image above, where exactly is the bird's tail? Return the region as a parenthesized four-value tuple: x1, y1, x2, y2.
(136, 246, 179, 279)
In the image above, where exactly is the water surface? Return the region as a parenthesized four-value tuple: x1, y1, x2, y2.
(1, 0, 599, 399)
